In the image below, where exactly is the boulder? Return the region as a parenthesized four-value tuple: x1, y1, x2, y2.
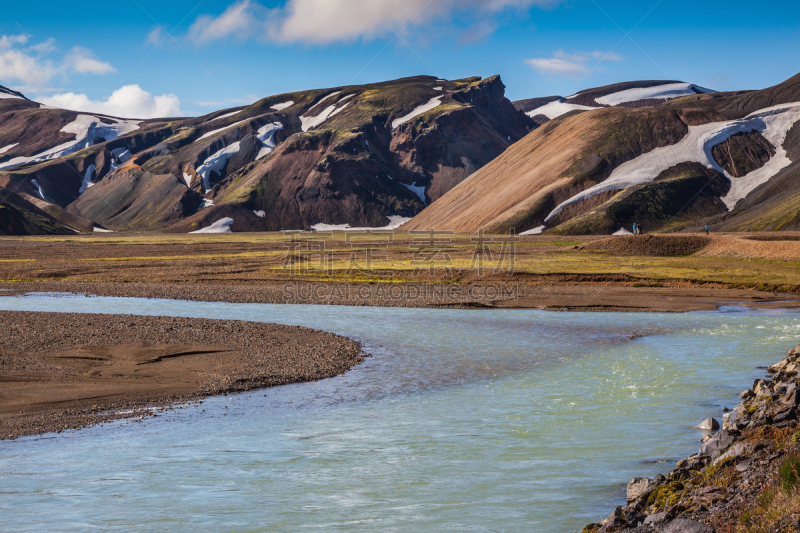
(627, 477, 652, 503)
(644, 511, 669, 525)
(694, 417, 719, 430)
(773, 407, 797, 424)
(739, 389, 754, 400)
(699, 429, 736, 459)
(661, 518, 713, 533)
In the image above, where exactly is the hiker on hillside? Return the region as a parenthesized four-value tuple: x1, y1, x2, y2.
(705, 225, 709, 235)
(632, 223, 637, 235)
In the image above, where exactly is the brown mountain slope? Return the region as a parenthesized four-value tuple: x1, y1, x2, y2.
(406, 73, 800, 234)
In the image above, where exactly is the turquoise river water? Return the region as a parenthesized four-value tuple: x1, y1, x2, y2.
(0, 293, 799, 532)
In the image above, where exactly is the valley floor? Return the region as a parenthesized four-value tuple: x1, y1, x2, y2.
(1, 232, 798, 312)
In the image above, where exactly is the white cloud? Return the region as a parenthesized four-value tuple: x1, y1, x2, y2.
(189, 0, 561, 44)
(0, 35, 30, 49)
(146, 27, 163, 47)
(525, 49, 623, 78)
(39, 85, 183, 119)
(0, 34, 115, 88)
(29, 38, 56, 54)
(66, 46, 116, 75)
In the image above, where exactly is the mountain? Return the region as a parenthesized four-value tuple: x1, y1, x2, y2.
(0, 76, 533, 234)
(404, 74, 800, 234)
(513, 80, 716, 126)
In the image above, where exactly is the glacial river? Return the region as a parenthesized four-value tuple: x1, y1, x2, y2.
(1, 293, 799, 532)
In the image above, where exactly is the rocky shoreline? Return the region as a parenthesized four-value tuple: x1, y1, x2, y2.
(584, 344, 800, 533)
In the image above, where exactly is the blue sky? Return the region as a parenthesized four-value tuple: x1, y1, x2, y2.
(2, 0, 799, 118)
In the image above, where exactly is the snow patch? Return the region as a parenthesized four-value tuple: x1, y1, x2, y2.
(200, 198, 214, 208)
(253, 210, 266, 218)
(31, 179, 47, 201)
(520, 226, 545, 236)
(256, 122, 283, 160)
(400, 182, 427, 204)
(0, 143, 18, 154)
(311, 215, 411, 232)
(596, 82, 714, 107)
(392, 96, 444, 129)
(93, 227, 114, 233)
(79, 164, 96, 194)
(613, 228, 633, 236)
(183, 172, 193, 187)
(545, 102, 800, 221)
(0, 92, 22, 100)
(433, 87, 443, 91)
(196, 142, 241, 191)
(190, 218, 234, 234)
(0, 115, 140, 170)
(526, 99, 598, 120)
(271, 101, 294, 111)
(108, 147, 133, 175)
(195, 118, 250, 142)
(300, 104, 337, 132)
(201, 111, 239, 125)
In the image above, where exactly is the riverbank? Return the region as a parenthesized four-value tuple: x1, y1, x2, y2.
(585, 344, 800, 533)
(0, 311, 366, 440)
(0, 232, 798, 313)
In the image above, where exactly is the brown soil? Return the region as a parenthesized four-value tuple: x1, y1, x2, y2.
(582, 235, 712, 256)
(0, 311, 365, 439)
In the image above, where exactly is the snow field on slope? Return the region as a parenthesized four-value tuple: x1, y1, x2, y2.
(299, 94, 353, 132)
(271, 101, 294, 111)
(400, 182, 426, 204)
(526, 99, 598, 120)
(189, 218, 234, 234)
(196, 142, 241, 191)
(256, 122, 283, 160)
(195, 119, 250, 142)
(200, 111, 240, 125)
(79, 164, 96, 194)
(0, 115, 141, 170)
(310, 215, 411, 232)
(0, 143, 18, 154)
(392, 96, 444, 129)
(595, 83, 714, 106)
(545, 102, 800, 221)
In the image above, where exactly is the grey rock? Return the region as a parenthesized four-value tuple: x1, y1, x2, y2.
(739, 389, 755, 400)
(694, 417, 719, 430)
(660, 518, 713, 533)
(699, 429, 736, 459)
(644, 512, 669, 525)
(773, 407, 797, 423)
(628, 477, 652, 503)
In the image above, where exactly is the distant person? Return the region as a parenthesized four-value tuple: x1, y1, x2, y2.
(632, 223, 637, 235)
(638, 224, 643, 235)
(705, 225, 709, 235)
